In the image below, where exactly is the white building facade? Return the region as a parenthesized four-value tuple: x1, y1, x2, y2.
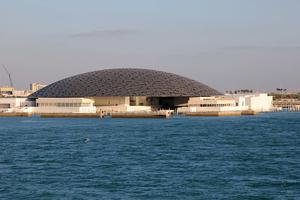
(0, 93, 273, 115)
(34, 97, 152, 114)
(230, 93, 273, 112)
(177, 93, 273, 113)
(35, 98, 97, 114)
(0, 98, 35, 113)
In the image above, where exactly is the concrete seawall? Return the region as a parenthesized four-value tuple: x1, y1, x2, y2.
(185, 111, 242, 117)
(184, 110, 258, 117)
(39, 113, 100, 118)
(111, 111, 172, 118)
(241, 110, 257, 115)
(0, 112, 171, 118)
(0, 112, 32, 117)
(0, 110, 258, 118)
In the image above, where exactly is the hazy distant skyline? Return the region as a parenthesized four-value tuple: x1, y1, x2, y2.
(0, 0, 299, 92)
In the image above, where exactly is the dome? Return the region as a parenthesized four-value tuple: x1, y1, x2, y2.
(29, 68, 221, 98)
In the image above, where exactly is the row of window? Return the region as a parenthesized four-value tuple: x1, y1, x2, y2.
(38, 103, 91, 107)
(190, 104, 233, 107)
(0, 104, 10, 108)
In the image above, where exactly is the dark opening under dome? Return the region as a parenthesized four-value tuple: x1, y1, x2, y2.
(29, 68, 222, 98)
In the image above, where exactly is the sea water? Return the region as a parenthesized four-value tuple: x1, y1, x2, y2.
(0, 112, 299, 199)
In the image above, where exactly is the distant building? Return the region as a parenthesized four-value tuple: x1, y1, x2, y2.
(12, 90, 32, 97)
(0, 86, 33, 97)
(30, 83, 47, 92)
(0, 86, 15, 95)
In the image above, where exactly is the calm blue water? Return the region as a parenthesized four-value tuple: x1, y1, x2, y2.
(0, 112, 299, 199)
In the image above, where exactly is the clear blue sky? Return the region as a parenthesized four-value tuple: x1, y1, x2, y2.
(0, 0, 299, 92)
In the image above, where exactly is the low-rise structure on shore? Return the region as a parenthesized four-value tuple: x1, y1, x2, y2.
(0, 69, 276, 117)
(177, 93, 273, 115)
(35, 98, 96, 114)
(271, 92, 300, 111)
(0, 97, 35, 113)
(230, 93, 273, 112)
(25, 68, 221, 116)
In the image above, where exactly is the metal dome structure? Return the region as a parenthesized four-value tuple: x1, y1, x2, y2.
(29, 68, 221, 98)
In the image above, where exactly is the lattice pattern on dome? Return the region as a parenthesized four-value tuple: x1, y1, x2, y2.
(29, 68, 222, 98)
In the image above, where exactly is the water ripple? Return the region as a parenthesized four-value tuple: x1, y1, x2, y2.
(0, 113, 299, 199)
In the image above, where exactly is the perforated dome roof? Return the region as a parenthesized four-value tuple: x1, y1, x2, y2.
(29, 68, 221, 98)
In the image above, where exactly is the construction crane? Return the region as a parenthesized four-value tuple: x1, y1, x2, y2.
(2, 64, 14, 87)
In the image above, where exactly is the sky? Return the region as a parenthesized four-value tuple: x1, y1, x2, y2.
(0, 0, 299, 92)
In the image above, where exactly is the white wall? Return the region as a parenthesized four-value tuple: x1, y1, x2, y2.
(232, 96, 249, 111)
(0, 98, 34, 112)
(1, 97, 151, 114)
(178, 93, 273, 113)
(227, 93, 273, 112)
(177, 106, 245, 113)
(97, 105, 151, 113)
(245, 94, 273, 112)
(126, 106, 151, 112)
(34, 106, 96, 114)
(35, 98, 96, 113)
